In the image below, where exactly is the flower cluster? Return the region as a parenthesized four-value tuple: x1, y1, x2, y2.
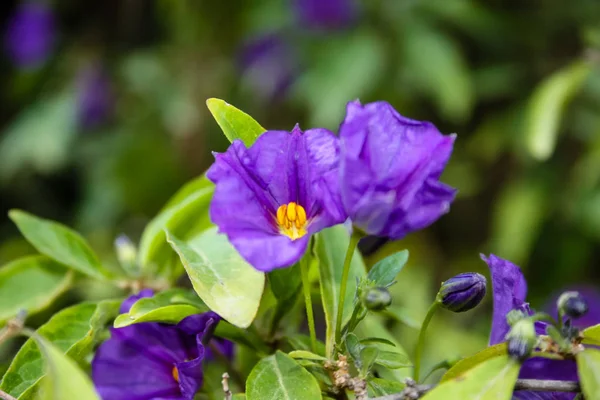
(484, 254, 600, 400)
(208, 100, 457, 272)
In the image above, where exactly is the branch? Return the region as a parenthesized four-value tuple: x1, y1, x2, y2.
(368, 379, 580, 399)
(0, 389, 18, 400)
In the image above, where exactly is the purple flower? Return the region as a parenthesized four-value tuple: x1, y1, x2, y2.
(238, 33, 297, 100)
(207, 125, 346, 272)
(76, 64, 114, 129)
(438, 272, 487, 313)
(292, 0, 359, 30)
(339, 100, 457, 239)
(4, 2, 55, 69)
(484, 254, 600, 400)
(92, 291, 230, 400)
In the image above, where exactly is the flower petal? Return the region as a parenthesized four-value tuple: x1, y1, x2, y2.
(230, 231, 309, 272)
(339, 100, 456, 239)
(481, 254, 528, 345)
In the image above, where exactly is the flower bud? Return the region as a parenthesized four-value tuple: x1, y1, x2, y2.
(506, 319, 537, 361)
(506, 309, 527, 326)
(361, 287, 392, 311)
(437, 273, 487, 313)
(558, 291, 588, 318)
(114, 234, 139, 276)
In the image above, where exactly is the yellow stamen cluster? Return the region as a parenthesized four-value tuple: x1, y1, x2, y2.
(276, 202, 308, 240)
(172, 366, 180, 382)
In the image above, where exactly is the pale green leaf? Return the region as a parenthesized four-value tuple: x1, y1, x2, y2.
(0, 256, 72, 324)
(314, 225, 367, 357)
(374, 350, 412, 370)
(422, 356, 519, 400)
(441, 343, 508, 382)
(367, 378, 405, 397)
(166, 227, 265, 328)
(367, 250, 409, 287)
(576, 349, 600, 400)
(1, 301, 119, 399)
(34, 336, 100, 400)
(246, 351, 321, 400)
(526, 61, 591, 161)
(288, 350, 327, 362)
(114, 289, 206, 328)
(582, 324, 600, 346)
(9, 210, 107, 279)
(206, 98, 265, 147)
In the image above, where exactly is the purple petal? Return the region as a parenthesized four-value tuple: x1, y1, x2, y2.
(339, 100, 456, 239)
(208, 127, 344, 271)
(77, 63, 114, 129)
(175, 341, 205, 399)
(92, 326, 182, 400)
(292, 0, 359, 30)
(481, 254, 528, 345)
(4, 2, 55, 69)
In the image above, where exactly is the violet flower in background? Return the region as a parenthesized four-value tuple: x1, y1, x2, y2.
(76, 64, 114, 130)
(484, 254, 600, 400)
(339, 100, 457, 239)
(238, 34, 297, 100)
(92, 291, 232, 400)
(292, 0, 359, 31)
(207, 125, 346, 272)
(4, 1, 55, 69)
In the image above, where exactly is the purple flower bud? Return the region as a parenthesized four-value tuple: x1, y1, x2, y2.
(76, 64, 114, 129)
(339, 101, 457, 239)
(558, 291, 589, 319)
(292, 0, 359, 31)
(361, 287, 392, 311)
(438, 272, 486, 313)
(4, 2, 55, 69)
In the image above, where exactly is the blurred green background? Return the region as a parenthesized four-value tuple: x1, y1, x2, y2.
(1, 0, 600, 380)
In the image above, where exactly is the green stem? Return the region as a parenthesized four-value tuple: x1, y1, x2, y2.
(558, 309, 565, 329)
(531, 351, 565, 360)
(335, 233, 361, 344)
(414, 301, 441, 382)
(300, 256, 318, 353)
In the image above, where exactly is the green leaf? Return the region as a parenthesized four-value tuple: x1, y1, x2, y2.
(582, 324, 600, 346)
(360, 347, 379, 377)
(33, 335, 100, 400)
(0, 256, 72, 324)
(367, 250, 409, 287)
(441, 343, 508, 382)
(114, 289, 206, 328)
(268, 264, 301, 301)
(422, 356, 519, 400)
(214, 322, 271, 354)
(288, 350, 327, 362)
(0, 91, 77, 184)
(526, 61, 591, 161)
(1, 300, 119, 399)
(374, 350, 412, 370)
(166, 227, 265, 328)
(246, 351, 321, 400)
(367, 378, 405, 397)
(360, 337, 396, 347)
(138, 180, 214, 280)
(577, 349, 600, 400)
(206, 98, 266, 147)
(9, 210, 107, 279)
(314, 225, 367, 357)
(345, 333, 362, 365)
(285, 334, 327, 357)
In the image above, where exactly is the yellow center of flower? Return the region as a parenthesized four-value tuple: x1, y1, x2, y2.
(276, 202, 308, 240)
(172, 366, 180, 382)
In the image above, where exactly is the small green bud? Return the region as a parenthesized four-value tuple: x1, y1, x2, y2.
(506, 309, 527, 326)
(114, 234, 139, 276)
(506, 319, 537, 361)
(558, 291, 588, 319)
(361, 287, 392, 311)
